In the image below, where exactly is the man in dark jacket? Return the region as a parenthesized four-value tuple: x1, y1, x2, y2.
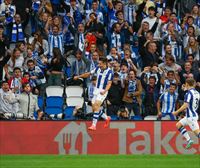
(107, 73, 124, 116)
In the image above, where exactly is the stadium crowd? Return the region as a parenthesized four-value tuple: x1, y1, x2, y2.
(0, 0, 199, 120)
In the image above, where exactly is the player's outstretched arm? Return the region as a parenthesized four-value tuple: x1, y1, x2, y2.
(74, 72, 91, 80)
(172, 102, 188, 116)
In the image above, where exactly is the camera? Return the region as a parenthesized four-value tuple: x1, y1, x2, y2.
(1, 112, 25, 120)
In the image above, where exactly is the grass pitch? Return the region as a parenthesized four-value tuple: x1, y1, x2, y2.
(0, 155, 199, 168)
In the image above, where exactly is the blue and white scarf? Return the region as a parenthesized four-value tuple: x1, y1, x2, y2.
(48, 32, 64, 57)
(10, 77, 22, 94)
(124, 4, 137, 25)
(168, 35, 182, 60)
(128, 80, 138, 103)
(32, 0, 41, 12)
(194, 16, 200, 28)
(3, 5, 15, 23)
(11, 23, 24, 42)
(111, 33, 121, 53)
(78, 33, 85, 52)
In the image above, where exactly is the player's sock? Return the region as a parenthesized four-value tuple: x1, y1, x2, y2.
(92, 112, 99, 126)
(178, 126, 191, 141)
(99, 109, 108, 120)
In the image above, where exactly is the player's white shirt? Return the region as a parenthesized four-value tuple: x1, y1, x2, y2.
(184, 88, 200, 118)
(91, 66, 113, 93)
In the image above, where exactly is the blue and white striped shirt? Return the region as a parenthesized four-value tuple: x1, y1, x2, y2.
(91, 67, 113, 90)
(184, 88, 200, 118)
(160, 91, 178, 114)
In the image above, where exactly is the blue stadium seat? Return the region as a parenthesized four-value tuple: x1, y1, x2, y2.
(37, 96, 43, 109)
(110, 115, 118, 121)
(131, 115, 143, 120)
(63, 106, 75, 120)
(64, 66, 71, 78)
(45, 107, 63, 115)
(46, 96, 63, 108)
(33, 111, 38, 120)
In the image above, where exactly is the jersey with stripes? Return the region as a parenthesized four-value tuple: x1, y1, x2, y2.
(184, 88, 200, 118)
(160, 91, 178, 114)
(91, 67, 113, 90)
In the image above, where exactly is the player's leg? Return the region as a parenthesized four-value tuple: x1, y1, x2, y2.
(95, 94, 110, 128)
(88, 100, 102, 130)
(188, 117, 200, 138)
(176, 117, 193, 148)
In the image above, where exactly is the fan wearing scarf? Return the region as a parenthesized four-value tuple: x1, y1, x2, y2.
(11, 14, 25, 43)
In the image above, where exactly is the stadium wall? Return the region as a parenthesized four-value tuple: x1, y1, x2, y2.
(0, 121, 199, 155)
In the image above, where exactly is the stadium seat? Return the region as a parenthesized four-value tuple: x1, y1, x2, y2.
(66, 96, 84, 107)
(46, 96, 64, 108)
(45, 107, 63, 115)
(46, 86, 64, 97)
(65, 86, 83, 97)
(63, 107, 75, 120)
(37, 96, 43, 109)
(131, 115, 143, 120)
(110, 115, 118, 121)
(144, 115, 158, 120)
